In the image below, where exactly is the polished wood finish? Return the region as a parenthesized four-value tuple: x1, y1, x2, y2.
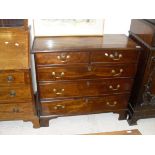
(39, 79, 133, 99)
(85, 129, 142, 135)
(36, 52, 89, 65)
(0, 29, 29, 70)
(0, 85, 32, 102)
(91, 50, 139, 63)
(37, 64, 137, 81)
(41, 94, 129, 116)
(33, 35, 138, 52)
(128, 19, 155, 125)
(33, 35, 140, 127)
(0, 19, 39, 128)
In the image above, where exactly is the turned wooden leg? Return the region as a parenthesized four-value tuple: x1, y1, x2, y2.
(118, 111, 128, 120)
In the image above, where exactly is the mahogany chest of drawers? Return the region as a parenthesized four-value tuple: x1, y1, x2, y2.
(128, 19, 155, 125)
(32, 35, 141, 127)
(0, 20, 39, 128)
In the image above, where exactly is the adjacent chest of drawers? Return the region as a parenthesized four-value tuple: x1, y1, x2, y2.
(128, 19, 155, 125)
(33, 35, 141, 127)
(0, 20, 39, 128)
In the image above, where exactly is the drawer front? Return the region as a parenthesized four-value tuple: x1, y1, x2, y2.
(39, 79, 133, 99)
(35, 52, 89, 65)
(0, 71, 26, 85)
(0, 86, 32, 102)
(37, 64, 137, 81)
(0, 103, 33, 115)
(41, 94, 129, 115)
(91, 50, 139, 63)
(37, 65, 91, 81)
(0, 32, 29, 70)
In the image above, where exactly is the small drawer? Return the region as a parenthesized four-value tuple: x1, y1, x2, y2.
(0, 71, 27, 85)
(37, 65, 91, 81)
(41, 94, 129, 115)
(91, 50, 139, 63)
(0, 85, 32, 103)
(0, 103, 34, 116)
(35, 52, 89, 65)
(39, 78, 133, 99)
(92, 64, 137, 78)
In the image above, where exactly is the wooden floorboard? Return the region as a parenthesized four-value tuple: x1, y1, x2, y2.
(84, 129, 142, 135)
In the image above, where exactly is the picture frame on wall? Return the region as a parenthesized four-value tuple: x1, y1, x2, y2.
(33, 19, 104, 36)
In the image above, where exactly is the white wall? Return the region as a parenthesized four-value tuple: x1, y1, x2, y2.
(29, 19, 132, 37)
(104, 19, 131, 35)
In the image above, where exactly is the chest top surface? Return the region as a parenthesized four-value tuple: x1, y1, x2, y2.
(32, 34, 139, 53)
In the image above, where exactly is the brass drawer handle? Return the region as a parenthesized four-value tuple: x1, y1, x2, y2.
(105, 52, 122, 61)
(106, 101, 117, 107)
(109, 84, 120, 91)
(4, 41, 9, 45)
(52, 72, 65, 79)
(111, 69, 123, 76)
(57, 53, 70, 62)
(7, 75, 14, 82)
(54, 105, 65, 110)
(15, 43, 19, 46)
(9, 90, 16, 97)
(53, 88, 64, 95)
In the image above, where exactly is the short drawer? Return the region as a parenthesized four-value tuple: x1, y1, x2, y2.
(37, 65, 91, 81)
(0, 85, 32, 103)
(35, 52, 89, 65)
(37, 64, 137, 81)
(39, 79, 133, 99)
(41, 94, 129, 115)
(91, 50, 139, 63)
(0, 103, 34, 116)
(0, 71, 27, 85)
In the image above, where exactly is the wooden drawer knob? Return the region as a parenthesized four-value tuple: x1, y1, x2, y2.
(7, 75, 14, 82)
(9, 90, 16, 97)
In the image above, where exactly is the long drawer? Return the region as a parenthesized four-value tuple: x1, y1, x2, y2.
(0, 103, 34, 117)
(37, 64, 137, 81)
(91, 50, 139, 63)
(39, 79, 133, 99)
(35, 52, 89, 65)
(0, 85, 32, 102)
(41, 94, 129, 115)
